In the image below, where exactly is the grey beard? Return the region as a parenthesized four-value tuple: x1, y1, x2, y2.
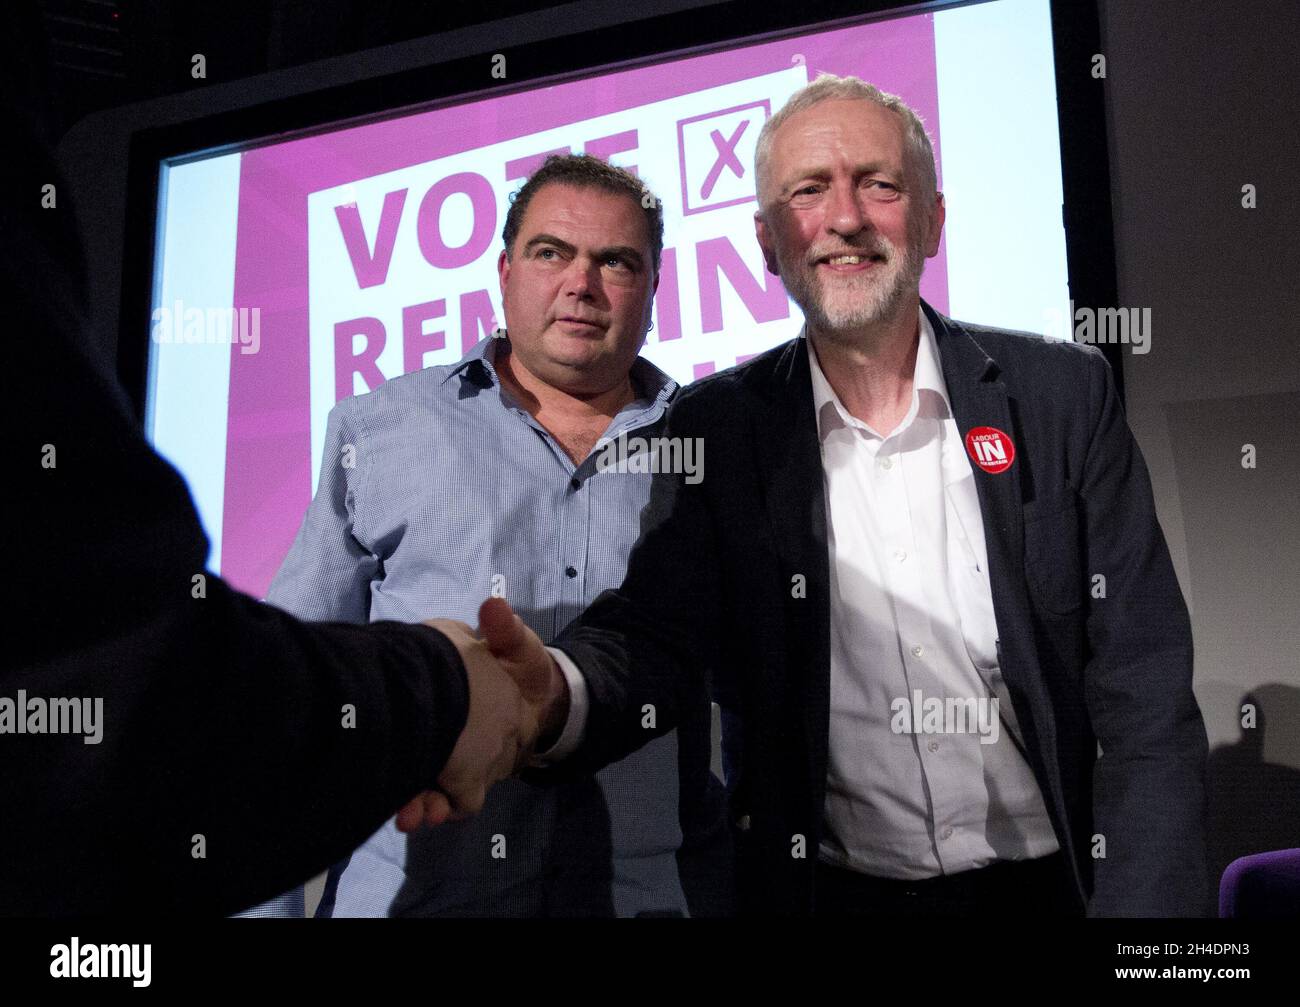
(783, 231, 927, 338)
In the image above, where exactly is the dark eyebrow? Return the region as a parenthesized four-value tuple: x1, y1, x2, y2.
(523, 234, 645, 270)
(524, 233, 576, 256)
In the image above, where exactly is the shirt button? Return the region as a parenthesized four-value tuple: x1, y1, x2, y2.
(565, 565, 577, 578)
(894, 549, 907, 563)
(911, 645, 924, 658)
(570, 477, 581, 491)
(928, 740, 940, 753)
(880, 457, 893, 469)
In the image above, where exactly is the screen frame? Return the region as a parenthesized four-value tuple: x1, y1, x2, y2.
(117, 0, 1122, 416)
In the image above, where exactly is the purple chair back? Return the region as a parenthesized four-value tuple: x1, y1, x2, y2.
(1220, 848, 1300, 918)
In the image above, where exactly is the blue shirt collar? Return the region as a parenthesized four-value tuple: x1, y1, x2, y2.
(443, 331, 679, 411)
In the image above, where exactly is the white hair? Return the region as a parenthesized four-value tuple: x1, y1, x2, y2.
(754, 74, 938, 211)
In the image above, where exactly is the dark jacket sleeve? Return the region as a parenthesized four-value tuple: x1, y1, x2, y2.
(673, 690, 735, 917)
(545, 387, 726, 779)
(533, 386, 735, 913)
(2, 87, 469, 916)
(1075, 347, 1208, 916)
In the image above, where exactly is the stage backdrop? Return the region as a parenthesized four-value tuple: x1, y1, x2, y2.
(147, 0, 1069, 596)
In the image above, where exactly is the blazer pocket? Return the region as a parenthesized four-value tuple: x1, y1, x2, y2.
(1023, 497, 1085, 615)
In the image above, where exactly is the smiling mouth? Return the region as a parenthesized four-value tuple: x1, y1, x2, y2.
(817, 253, 886, 269)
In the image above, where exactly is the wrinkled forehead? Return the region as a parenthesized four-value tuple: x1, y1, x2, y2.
(761, 99, 911, 200)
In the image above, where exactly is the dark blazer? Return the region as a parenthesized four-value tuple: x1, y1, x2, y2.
(4, 86, 471, 915)
(553, 301, 1209, 917)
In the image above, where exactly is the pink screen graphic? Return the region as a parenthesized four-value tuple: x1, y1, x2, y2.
(222, 13, 946, 596)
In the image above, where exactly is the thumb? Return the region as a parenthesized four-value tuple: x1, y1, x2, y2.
(478, 596, 525, 657)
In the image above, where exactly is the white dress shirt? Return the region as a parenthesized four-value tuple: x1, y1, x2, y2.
(811, 307, 1057, 879)
(546, 308, 1059, 879)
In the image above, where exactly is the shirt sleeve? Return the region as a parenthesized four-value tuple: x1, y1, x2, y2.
(266, 398, 378, 623)
(527, 647, 591, 765)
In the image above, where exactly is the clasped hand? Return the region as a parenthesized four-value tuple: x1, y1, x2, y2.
(395, 597, 567, 831)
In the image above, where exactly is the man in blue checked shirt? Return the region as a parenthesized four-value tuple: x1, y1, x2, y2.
(244, 154, 731, 918)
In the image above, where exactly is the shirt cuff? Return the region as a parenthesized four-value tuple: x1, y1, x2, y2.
(529, 646, 589, 765)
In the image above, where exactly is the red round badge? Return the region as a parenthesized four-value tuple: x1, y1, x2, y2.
(965, 426, 1016, 474)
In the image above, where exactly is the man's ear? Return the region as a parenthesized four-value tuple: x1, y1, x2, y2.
(755, 211, 780, 276)
(497, 248, 511, 293)
(644, 269, 660, 331)
(925, 192, 946, 258)
(497, 248, 514, 327)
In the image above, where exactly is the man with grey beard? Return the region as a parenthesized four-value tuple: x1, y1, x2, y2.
(429, 73, 1208, 918)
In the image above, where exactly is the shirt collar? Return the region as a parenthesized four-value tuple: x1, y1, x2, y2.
(438, 330, 507, 386)
(806, 305, 952, 441)
(441, 330, 679, 409)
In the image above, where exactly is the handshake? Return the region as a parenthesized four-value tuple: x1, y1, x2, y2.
(395, 597, 570, 832)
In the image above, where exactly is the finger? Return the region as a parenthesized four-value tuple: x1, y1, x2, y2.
(395, 794, 427, 832)
(396, 791, 455, 831)
(452, 784, 487, 817)
(419, 791, 454, 828)
(478, 597, 525, 656)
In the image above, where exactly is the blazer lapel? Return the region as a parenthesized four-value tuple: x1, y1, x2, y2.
(926, 302, 1063, 795)
(926, 303, 1026, 589)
